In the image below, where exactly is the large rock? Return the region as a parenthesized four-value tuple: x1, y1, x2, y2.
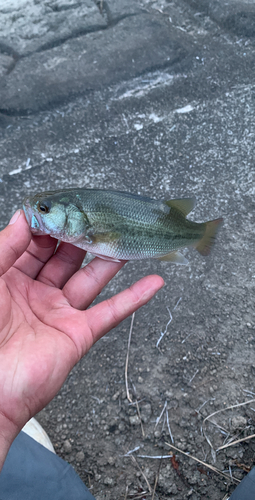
(0, 53, 15, 76)
(0, 0, 107, 57)
(184, 0, 255, 37)
(94, 0, 144, 23)
(0, 14, 189, 114)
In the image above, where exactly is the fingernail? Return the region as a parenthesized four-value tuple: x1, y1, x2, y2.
(9, 209, 21, 225)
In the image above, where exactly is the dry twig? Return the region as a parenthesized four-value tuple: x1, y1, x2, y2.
(202, 398, 255, 459)
(135, 399, 145, 438)
(156, 307, 172, 349)
(125, 312, 135, 403)
(124, 485, 128, 500)
(165, 442, 240, 484)
(217, 433, 255, 452)
(137, 454, 172, 459)
(166, 409, 174, 444)
(203, 399, 255, 428)
(151, 457, 163, 500)
(130, 454, 152, 494)
(155, 401, 167, 428)
(124, 314, 148, 438)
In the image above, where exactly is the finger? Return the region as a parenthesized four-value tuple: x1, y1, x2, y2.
(85, 274, 165, 347)
(30, 274, 164, 360)
(14, 234, 58, 278)
(0, 210, 31, 277)
(63, 257, 126, 309)
(36, 242, 86, 288)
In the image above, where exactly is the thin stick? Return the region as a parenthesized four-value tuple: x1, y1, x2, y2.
(131, 492, 147, 500)
(137, 455, 172, 459)
(217, 433, 255, 452)
(122, 446, 140, 457)
(189, 369, 199, 384)
(229, 465, 233, 481)
(222, 426, 250, 447)
(152, 457, 163, 500)
(130, 455, 152, 494)
(196, 398, 215, 414)
(124, 485, 128, 500)
(166, 409, 174, 444)
(203, 399, 255, 426)
(151, 476, 158, 500)
(182, 332, 194, 344)
(124, 314, 145, 437)
(136, 400, 145, 438)
(173, 297, 182, 310)
(125, 312, 135, 403)
(243, 389, 255, 396)
(165, 442, 240, 484)
(202, 399, 255, 457)
(202, 418, 229, 459)
(161, 411, 166, 434)
(156, 307, 172, 349)
(155, 401, 167, 429)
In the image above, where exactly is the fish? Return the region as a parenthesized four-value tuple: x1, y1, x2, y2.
(23, 188, 223, 264)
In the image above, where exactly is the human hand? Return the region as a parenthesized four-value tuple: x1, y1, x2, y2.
(0, 210, 164, 469)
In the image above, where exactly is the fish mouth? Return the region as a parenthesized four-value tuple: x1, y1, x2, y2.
(23, 198, 46, 234)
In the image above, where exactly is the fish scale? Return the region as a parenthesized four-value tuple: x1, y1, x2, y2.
(23, 188, 223, 264)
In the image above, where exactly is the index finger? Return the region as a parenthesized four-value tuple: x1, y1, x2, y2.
(85, 274, 165, 346)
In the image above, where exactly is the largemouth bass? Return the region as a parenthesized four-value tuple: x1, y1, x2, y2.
(23, 188, 223, 264)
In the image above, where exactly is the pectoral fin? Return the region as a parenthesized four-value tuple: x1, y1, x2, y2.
(87, 230, 121, 244)
(157, 251, 188, 265)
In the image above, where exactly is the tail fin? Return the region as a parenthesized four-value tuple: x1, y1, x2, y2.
(196, 218, 223, 256)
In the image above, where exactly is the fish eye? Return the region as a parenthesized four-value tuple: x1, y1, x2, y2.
(37, 201, 51, 214)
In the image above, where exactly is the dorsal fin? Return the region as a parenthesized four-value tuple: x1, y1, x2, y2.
(165, 197, 196, 217)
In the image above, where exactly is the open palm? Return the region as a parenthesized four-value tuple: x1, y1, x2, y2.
(0, 211, 164, 456)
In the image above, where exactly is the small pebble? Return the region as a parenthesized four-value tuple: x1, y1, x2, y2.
(112, 391, 120, 401)
(63, 440, 72, 453)
(76, 451, 85, 462)
(140, 403, 152, 423)
(231, 416, 247, 431)
(104, 476, 115, 486)
(129, 415, 140, 426)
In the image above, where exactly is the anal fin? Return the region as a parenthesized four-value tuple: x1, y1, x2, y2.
(157, 251, 188, 265)
(89, 252, 122, 263)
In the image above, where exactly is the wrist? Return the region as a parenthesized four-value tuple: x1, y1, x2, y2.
(0, 411, 20, 471)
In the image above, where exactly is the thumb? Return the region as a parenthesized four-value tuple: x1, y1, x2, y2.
(0, 210, 31, 277)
